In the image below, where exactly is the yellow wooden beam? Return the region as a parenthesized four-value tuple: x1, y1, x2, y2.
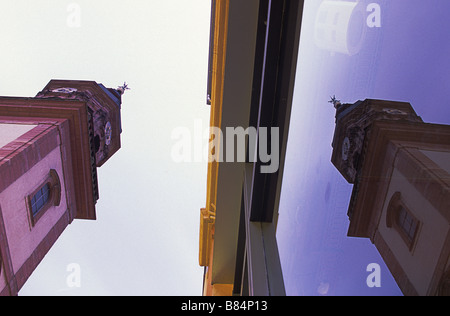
(212, 284, 233, 296)
(199, 0, 229, 268)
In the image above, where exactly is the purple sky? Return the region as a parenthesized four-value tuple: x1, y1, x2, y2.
(277, 0, 450, 296)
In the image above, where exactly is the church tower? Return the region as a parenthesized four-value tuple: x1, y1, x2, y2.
(0, 80, 124, 295)
(331, 99, 450, 296)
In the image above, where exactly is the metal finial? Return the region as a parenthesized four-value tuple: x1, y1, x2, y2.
(117, 82, 130, 95)
(328, 95, 341, 108)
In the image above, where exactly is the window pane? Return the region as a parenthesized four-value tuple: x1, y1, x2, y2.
(42, 184, 50, 200)
(31, 183, 51, 217)
(35, 189, 42, 201)
(397, 207, 417, 242)
(276, 0, 449, 295)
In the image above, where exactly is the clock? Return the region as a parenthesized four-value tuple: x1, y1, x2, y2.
(51, 87, 78, 93)
(105, 122, 112, 146)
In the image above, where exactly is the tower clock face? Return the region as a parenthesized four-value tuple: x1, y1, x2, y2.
(105, 122, 112, 146)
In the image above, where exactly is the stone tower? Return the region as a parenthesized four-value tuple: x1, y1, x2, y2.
(0, 80, 124, 295)
(331, 99, 450, 295)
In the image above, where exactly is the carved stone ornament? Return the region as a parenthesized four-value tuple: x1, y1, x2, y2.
(342, 137, 350, 161)
(105, 122, 112, 146)
(51, 87, 78, 94)
(382, 108, 407, 116)
(341, 126, 365, 182)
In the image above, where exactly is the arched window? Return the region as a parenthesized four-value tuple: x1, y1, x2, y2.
(386, 192, 420, 251)
(27, 169, 61, 226)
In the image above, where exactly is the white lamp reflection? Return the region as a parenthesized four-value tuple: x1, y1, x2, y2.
(314, 1, 367, 56)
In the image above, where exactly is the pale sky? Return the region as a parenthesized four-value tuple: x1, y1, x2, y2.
(0, 0, 211, 295)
